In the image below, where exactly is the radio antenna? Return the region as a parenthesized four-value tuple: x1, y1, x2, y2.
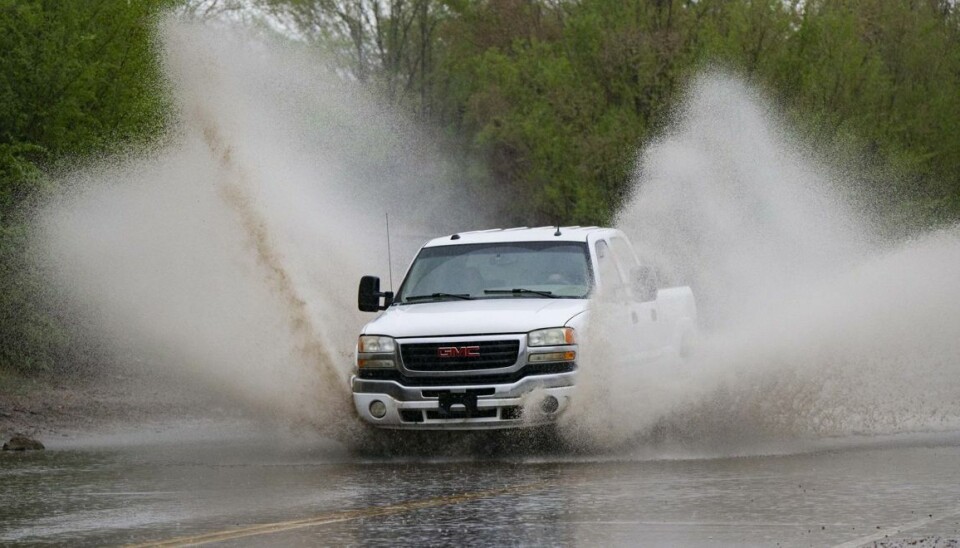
(385, 212, 394, 290)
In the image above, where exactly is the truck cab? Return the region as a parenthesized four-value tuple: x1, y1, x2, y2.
(351, 226, 696, 430)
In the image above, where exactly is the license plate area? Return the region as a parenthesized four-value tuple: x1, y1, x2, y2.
(436, 391, 480, 418)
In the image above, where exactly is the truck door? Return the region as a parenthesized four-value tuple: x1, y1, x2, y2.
(593, 239, 657, 364)
(609, 237, 666, 359)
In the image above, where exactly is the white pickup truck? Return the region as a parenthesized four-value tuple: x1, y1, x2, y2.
(351, 226, 696, 430)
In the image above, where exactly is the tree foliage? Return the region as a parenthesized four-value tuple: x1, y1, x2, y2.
(259, 0, 448, 118)
(267, 0, 960, 226)
(0, 0, 174, 373)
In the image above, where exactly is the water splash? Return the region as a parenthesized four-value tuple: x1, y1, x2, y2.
(38, 18, 492, 442)
(563, 72, 960, 452)
(36, 19, 960, 455)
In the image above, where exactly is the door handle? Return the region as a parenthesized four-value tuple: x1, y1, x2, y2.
(631, 311, 638, 324)
(651, 309, 657, 321)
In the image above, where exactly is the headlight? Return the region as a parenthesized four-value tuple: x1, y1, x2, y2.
(527, 327, 575, 347)
(358, 335, 396, 353)
(357, 335, 397, 369)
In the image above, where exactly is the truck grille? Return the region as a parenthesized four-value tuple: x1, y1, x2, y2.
(400, 340, 520, 371)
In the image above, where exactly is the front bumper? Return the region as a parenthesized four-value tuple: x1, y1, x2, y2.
(351, 370, 576, 430)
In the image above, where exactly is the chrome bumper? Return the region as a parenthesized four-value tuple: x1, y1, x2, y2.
(351, 371, 576, 430)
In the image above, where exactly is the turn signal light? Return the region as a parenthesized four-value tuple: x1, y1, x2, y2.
(528, 351, 576, 363)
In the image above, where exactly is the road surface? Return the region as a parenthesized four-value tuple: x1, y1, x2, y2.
(2, 425, 959, 546)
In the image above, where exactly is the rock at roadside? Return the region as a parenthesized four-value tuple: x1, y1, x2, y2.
(3, 434, 45, 451)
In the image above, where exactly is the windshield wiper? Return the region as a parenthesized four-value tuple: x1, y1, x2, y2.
(404, 292, 474, 302)
(484, 288, 557, 298)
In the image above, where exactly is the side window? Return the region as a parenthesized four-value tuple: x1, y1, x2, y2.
(611, 237, 658, 302)
(595, 240, 626, 298)
(610, 237, 640, 270)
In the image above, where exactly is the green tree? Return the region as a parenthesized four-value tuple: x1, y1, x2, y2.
(429, 0, 960, 225)
(0, 0, 175, 373)
(259, 0, 449, 118)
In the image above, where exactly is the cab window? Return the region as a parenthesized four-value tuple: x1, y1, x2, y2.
(594, 240, 627, 299)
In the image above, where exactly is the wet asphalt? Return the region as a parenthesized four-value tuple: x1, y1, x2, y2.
(2, 427, 959, 547)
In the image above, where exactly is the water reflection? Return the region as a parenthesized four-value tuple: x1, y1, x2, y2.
(2, 438, 959, 546)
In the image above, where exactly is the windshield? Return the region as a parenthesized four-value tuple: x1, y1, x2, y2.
(395, 241, 593, 304)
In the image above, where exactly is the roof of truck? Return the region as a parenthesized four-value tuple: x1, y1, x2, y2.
(423, 226, 619, 247)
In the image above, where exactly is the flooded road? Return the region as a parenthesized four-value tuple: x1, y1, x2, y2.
(26, 24, 960, 548)
(2, 428, 959, 546)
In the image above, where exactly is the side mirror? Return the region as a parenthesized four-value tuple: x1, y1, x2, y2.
(631, 266, 658, 302)
(358, 276, 394, 312)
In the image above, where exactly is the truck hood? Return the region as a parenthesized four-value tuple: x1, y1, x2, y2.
(362, 298, 589, 338)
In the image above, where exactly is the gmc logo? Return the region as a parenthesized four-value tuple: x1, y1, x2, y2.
(437, 346, 481, 358)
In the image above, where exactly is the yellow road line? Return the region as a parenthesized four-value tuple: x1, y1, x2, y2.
(128, 482, 545, 547)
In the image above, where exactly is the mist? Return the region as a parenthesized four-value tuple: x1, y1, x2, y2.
(561, 73, 960, 453)
(38, 18, 492, 442)
(35, 16, 960, 455)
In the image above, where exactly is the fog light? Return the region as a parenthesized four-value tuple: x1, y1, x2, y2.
(540, 395, 559, 414)
(369, 400, 387, 419)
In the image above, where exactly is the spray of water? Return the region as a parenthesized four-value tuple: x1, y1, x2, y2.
(38, 18, 492, 442)
(37, 16, 960, 455)
(562, 72, 960, 453)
